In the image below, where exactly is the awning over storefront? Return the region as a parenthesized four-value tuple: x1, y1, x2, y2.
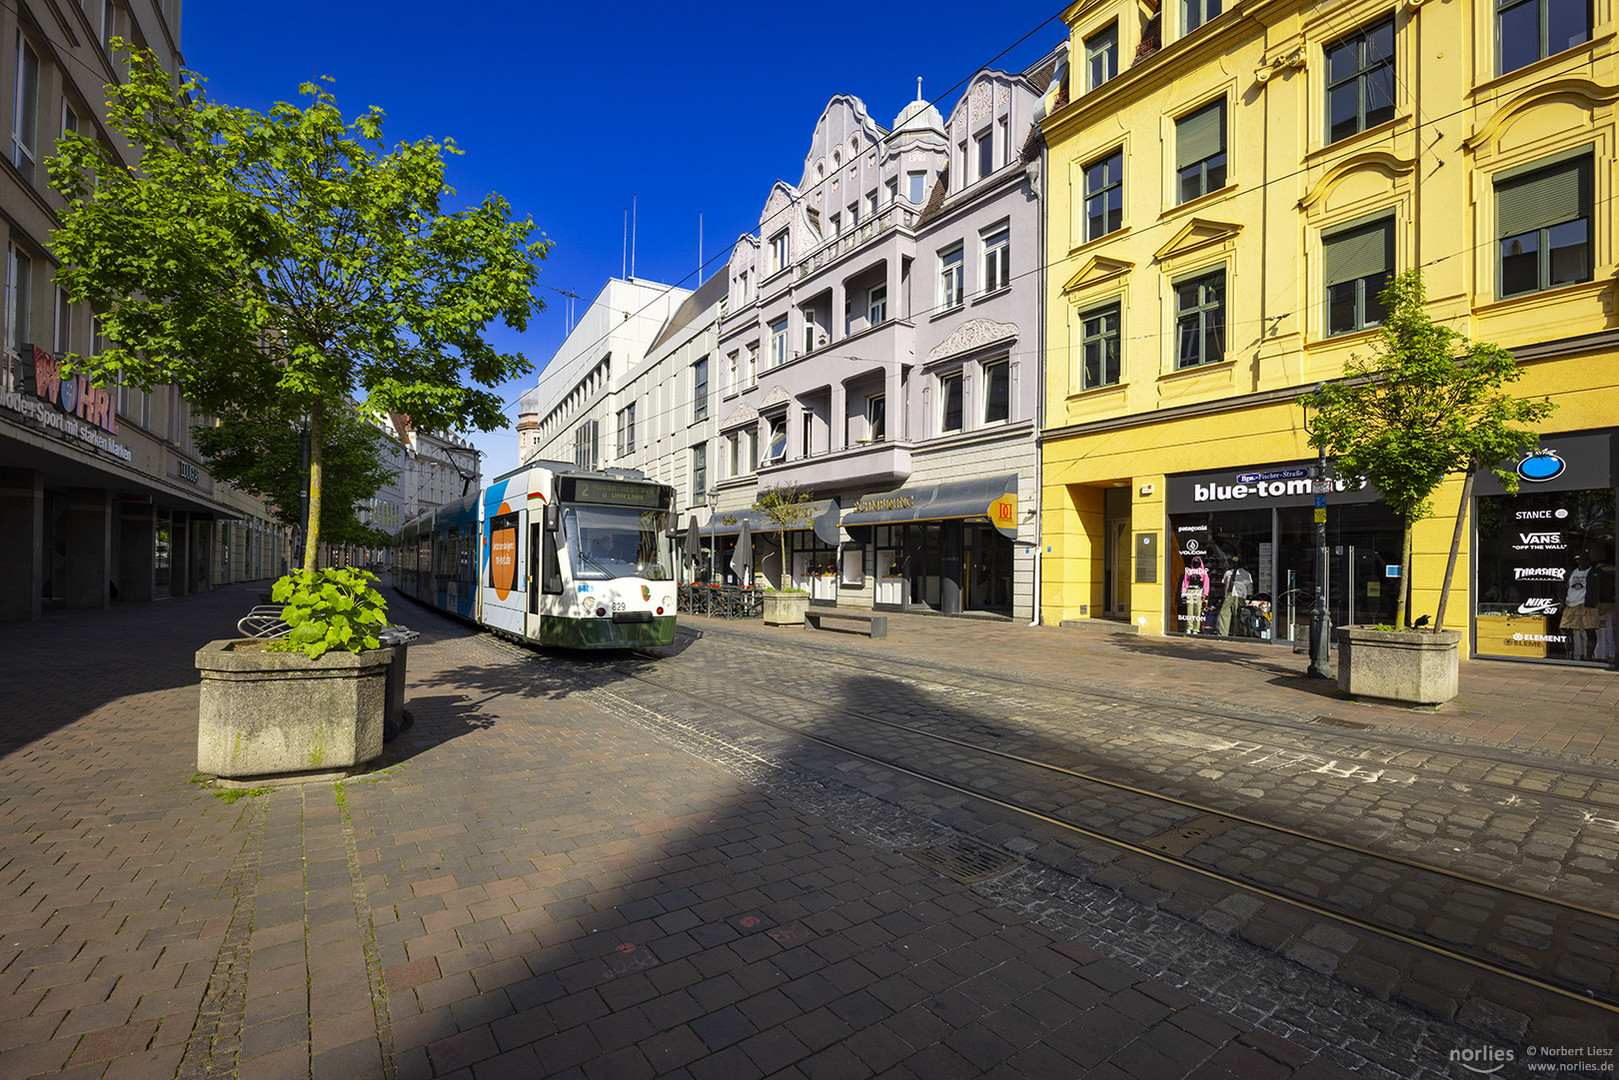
(842, 474, 1020, 540)
(707, 499, 841, 545)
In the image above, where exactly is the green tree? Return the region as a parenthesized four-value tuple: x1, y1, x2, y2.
(752, 482, 815, 590)
(1301, 270, 1554, 630)
(192, 399, 399, 551)
(47, 44, 548, 570)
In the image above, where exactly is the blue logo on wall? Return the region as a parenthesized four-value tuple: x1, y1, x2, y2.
(1516, 449, 1566, 483)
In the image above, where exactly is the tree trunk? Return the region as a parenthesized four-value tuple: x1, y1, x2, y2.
(1397, 519, 1413, 629)
(1434, 467, 1476, 632)
(303, 400, 324, 570)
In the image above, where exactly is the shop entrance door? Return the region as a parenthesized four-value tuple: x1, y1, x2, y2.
(1276, 504, 1402, 639)
(963, 523, 1013, 614)
(1102, 518, 1130, 618)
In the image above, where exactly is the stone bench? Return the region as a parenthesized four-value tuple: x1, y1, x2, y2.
(804, 609, 887, 638)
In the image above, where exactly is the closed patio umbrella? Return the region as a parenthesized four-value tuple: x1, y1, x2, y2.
(730, 520, 753, 586)
(683, 516, 701, 580)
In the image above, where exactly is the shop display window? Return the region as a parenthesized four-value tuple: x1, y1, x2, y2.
(1475, 488, 1615, 663)
(1168, 510, 1271, 637)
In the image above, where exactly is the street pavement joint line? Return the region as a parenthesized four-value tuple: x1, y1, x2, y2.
(175, 797, 268, 1080)
(335, 779, 397, 1080)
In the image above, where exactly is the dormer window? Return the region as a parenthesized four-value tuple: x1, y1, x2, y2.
(1183, 0, 1222, 34)
(770, 230, 789, 274)
(1085, 24, 1118, 90)
(976, 131, 994, 181)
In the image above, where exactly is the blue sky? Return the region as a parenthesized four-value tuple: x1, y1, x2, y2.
(183, 2, 1068, 473)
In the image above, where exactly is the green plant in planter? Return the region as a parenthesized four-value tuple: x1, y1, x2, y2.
(269, 567, 389, 659)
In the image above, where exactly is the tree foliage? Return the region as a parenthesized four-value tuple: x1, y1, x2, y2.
(193, 400, 398, 550)
(752, 483, 815, 591)
(1301, 270, 1554, 628)
(47, 44, 548, 568)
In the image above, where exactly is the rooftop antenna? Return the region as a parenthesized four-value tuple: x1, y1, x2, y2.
(916, 76, 923, 101)
(631, 194, 637, 281)
(699, 211, 703, 282)
(622, 208, 628, 280)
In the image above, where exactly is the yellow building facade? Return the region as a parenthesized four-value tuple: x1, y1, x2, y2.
(1039, 0, 1617, 665)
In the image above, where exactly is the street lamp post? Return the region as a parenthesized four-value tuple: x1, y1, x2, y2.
(1304, 386, 1332, 679)
(707, 487, 720, 584)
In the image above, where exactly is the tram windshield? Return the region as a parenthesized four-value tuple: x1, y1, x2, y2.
(562, 505, 673, 581)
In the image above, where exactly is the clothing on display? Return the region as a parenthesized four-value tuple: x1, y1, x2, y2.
(1218, 562, 1254, 636)
(1180, 557, 1211, 634)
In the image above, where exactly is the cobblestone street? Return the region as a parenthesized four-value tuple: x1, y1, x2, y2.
(0, 584, 1615, 1079)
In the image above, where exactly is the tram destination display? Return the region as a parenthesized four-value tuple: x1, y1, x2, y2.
(563, 477, 669, 509)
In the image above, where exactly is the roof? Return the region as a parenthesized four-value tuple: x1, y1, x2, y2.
(646, 268, 728, 355)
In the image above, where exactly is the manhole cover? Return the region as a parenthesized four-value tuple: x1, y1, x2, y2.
(1312, 715, 1371, 730)
(1139, 814, 1241, 857)
(903, 838, 1025, 883)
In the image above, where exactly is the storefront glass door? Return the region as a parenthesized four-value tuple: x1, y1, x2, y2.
(1103, 519, 1129, 618)
(964, 523, 1013, 614)
(1275, 504, 1403, 639)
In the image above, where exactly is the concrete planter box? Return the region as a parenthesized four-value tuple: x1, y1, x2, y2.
(762, 591, 811, 626)
(196, 639, 390, 787)
(1337, 626, 1461, 705)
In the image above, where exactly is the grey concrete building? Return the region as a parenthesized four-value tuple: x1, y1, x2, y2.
(0, 0, 291, 622)
(714, 59, 1056, 619)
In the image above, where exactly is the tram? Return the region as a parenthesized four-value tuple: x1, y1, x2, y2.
(396, 461, 679, 649)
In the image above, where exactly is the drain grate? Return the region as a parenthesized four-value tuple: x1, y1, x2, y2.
(1139, 814, 1241, 857)
(903, 838, 1025, 883)
(1312, 715, 1371, 730)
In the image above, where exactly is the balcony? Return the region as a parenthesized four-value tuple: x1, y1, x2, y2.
(795, 203, 920, 282)
(760, 439, 911, 491)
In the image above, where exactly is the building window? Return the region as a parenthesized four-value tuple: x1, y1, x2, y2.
(1175, 271, 1226, 369)
(976, 131, 994, 180)
(869, 283, 887, 325)
(940, 371, 963, 433)
(766, 415, 787, 462)
(12, 34, 39, 185)
(939, 246, 964, 310)
(848, 201, 860, 227)
(1084, 149, 1124, 242)
(867, 394, 886, 441)
(983, 360, 1010, 423)
(54, 288, 72, 354)
(1326, 19, 1395, 145)
(908, 171, 925, 204)
(887, 178, 899, 204)
(1085, 24, 1119, 90)
(1497, 152, 1592, 297)
(1498, 0, 1590, 74)
(1175, 100, 1227, 204)
(616, 403, 635, 455)
(692, 444, 707, 503)
(830, 212, 842, 238)
(575, 419, 599, 470)
(747, 428, 759, 472)
(770, 230, 789, 274)
(801, 407, 815, 457)
(100, 0, 116, 49)
(727, 433, 740, 477)
(1081, 303, 1121, 389)
(746, 343, 758, 386)
(981, 226, 1010, 293)
(1323, 216, 1394, 335)
(770, 317, 789, 368)
(693, 356, 708, 421)
(1182, 0, 1222, 33)
(738, 270, 750, 301)
(803, 309, 818, 353)
(725, 351, 738, 395)
(6, 244, 30, 352)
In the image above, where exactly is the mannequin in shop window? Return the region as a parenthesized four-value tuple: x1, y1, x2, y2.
(1180, 556, 1211, 633)
(1563, 551, 1609, 661)
(1219, 556, 1253, 636)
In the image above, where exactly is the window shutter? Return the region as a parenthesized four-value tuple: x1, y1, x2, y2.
(1176, 100, 1225, 169)
(1323, 218, 1392, 286)
(1497, 157, 1590, 238)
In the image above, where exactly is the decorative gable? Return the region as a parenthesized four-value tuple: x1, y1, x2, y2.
(1153, 218, 1243, 263)
(720, 403, 759, 431)
(927, 319, 1019, 363)
(758, 386, 791, 410)
(1061, 255, 1135, 294)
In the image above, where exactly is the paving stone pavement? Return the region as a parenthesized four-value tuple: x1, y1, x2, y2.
(0, 584, 1614, 1080)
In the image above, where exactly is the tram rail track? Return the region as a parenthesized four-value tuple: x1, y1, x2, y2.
(584, 642, 1619, 1036)
(665, 623, 1619, 800)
